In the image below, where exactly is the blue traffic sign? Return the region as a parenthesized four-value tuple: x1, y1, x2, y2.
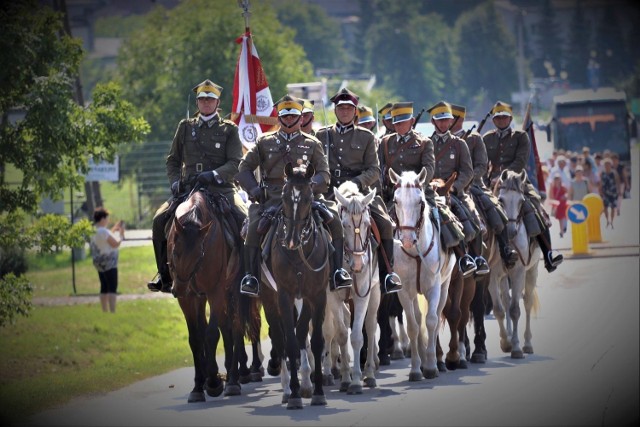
(567, 203, 589, 224)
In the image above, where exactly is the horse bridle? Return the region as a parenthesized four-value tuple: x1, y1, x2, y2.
(341, 206, 374, 298)
(499, 186, 532, 265)
(171, 220, 212, 296)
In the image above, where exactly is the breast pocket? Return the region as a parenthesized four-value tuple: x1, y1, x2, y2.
(295, 145, 312, 163)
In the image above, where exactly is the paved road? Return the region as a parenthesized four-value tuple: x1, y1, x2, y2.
(24, 145, 639, 426)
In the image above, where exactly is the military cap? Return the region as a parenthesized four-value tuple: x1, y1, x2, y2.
(301, 98, 315, 114)
(329, 87, 359, 107)
(357, 105, 375, 124)
(427, 101, 454, 120)
(451, 104, 466, 119)
(391, 102, 414, 124)
(492, 101, 512, 117)
(379, 102, 394, 121)
(275, 94, 303, 116)
(192, 79, 222, 99)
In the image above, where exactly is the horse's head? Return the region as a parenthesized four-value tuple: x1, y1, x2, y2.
(497, 169, 527, 240)
(334, 181, 376, 273)
(169, 192, 214, 295)
(389, 167, 428, 249)
(281, 162, 315, 250)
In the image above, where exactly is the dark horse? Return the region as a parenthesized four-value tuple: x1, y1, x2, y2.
(260, 162, 331, 409)
(168, 189, 256, 403)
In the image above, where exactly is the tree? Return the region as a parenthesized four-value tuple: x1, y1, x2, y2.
(565, 1, 590, 88)
(452, 1, 519, 115)
(594, 6, 630, 86)
(269, 0, 349, 72)
(114, 0, 314, 142)
(531, 0, 563, 79)
(0, 1, 150, 325)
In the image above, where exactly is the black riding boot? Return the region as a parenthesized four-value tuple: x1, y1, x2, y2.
(537, 227, 563, 273)
(454, 243, 477, 278)
(240, 246, 261, 297)
(469, 235, 490, 276)
(496, 228, 518, 268)
(148, 240, 173, 293)
(329, 238, 353, 291)
(380, 238, 402, 294)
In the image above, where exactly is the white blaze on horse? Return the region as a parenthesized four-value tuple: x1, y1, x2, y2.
(389, 168, 456, 381)
(325, 181, 381, 394)
(491, 169, 541, 358)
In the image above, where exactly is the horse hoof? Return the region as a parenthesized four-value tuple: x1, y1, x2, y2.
(339, 381, 350, 392)
(267, 359, 281, 377)
(500, 341, 512, 353)
(239, 374, 251, 384)
(187, 391, 206, 403)
(423, 368, 438, 379)
(409, 372, 423, 382)
(250, 372, 263, 382)
(523, 344, 534, 354)
(281, 393, 290, 404)
(364, 377, 377, 388)
(331, 367, 340, 379)
(287, 397, 304, 409)
(511, 350, 524, 359)
(445, 359, 458, 371)
(379, 355, 391, 366)
(311, 395, 327, 406)
(471, 352, 486, 364)
(224, 384, 241, 396)
(437, 361, 447, 372)
(347, 384, 363, 395)
(458, 359, 468, 369)
(391, 349, 405, 360)
(322, 374, 334, 386)
(205, 381, 224, 398)
(300, 387, 313, 399)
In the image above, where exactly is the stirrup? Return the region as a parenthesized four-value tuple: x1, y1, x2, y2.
(383, 272, 402, 294)
(240, 274, 260, 297)
(459, 254, 477, 278)
(474, 257, 490, 276)
(331, 269, 353, 291)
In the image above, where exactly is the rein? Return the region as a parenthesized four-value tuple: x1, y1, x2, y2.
(342, 206, 374, 299)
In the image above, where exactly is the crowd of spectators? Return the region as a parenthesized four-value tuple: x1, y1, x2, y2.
(541, 146, 631, 232)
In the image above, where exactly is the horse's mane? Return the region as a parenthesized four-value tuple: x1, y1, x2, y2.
(500, 170, 525, 193)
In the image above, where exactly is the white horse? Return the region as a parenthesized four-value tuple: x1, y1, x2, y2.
(389, 168, 456, 380)
(490, 169, 541, 358)
(323, 182, 381, 394)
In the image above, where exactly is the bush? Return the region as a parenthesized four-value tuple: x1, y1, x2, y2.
(0, 273, 33, 327)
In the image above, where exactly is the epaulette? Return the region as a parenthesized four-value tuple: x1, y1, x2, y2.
(316, 125, 333, 132)
(221, 118, 238, 127)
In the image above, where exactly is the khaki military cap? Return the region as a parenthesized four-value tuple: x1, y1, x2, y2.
(427, 101, 454, 120)
(330, 87, 359, 107)
(391, 102, 414, 124)
(275, 94, 303, 116)
(192, 79, 222, 99)
(492, 101, 512, 117)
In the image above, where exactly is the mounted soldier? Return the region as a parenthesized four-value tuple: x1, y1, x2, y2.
(235, 94, 353, 296)
(147, 79, 248, 293)
(300, 98, 315, 136)
(450, 103, 517, 268)
(315, 88, 401, 294)
(482, 101, 563, 273)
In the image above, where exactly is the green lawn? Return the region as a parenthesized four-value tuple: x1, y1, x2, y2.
(0, 247, 267, 425)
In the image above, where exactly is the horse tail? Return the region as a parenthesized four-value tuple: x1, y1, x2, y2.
(530, 287, 540, 317)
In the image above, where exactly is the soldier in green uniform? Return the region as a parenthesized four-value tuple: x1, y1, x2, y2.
(315, 88, 401, 294)
(148, 79, 248, 293)
(378, 102, 395, 137)
(379, 101, 435, 206)
(450, 103, 517, 268)
(427, 101, 479, 277)
(482, 101, 563, 272)
(235, 95, 352, 296)
(356, 105, 377, 133)
(300, 98, 315, 135)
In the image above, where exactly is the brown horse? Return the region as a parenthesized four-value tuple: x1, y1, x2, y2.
(261, 162, 331, 409)
(168, 189, 255, 403)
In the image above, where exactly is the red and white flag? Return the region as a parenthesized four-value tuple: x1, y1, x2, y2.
(232, 32, 277, 151)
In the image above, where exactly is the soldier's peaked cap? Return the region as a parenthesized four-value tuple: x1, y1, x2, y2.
(450, 104, 466, 119)
(357, 105, 375, 124)
(427, 101, 454, 120)
(192, 79, 222, 99)
(391, 102, 414, 124)
(301, 98, 315, 114)
(330, 88, 359, 107)
(492, 101, 512, 117)
(379, 102, 394, 120)
(275, 94, 303, 116)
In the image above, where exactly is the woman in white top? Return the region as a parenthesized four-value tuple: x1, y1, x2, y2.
(90, 207, 125, 313)
(568, 165, 593, 202)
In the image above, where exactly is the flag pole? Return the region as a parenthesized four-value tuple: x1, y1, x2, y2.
(238, 0, 251, 31)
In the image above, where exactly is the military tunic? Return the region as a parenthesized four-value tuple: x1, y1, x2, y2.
(238, 130, 332, 247)
(456, 129, 488, 188)
(482, 128, 529, 182)
(379, 130, 435, 203)
(432, 132, 474, 194)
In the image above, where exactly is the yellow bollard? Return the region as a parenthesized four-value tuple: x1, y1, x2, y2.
(582, 194, 604, 243)
(567, 202, 590, 255)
